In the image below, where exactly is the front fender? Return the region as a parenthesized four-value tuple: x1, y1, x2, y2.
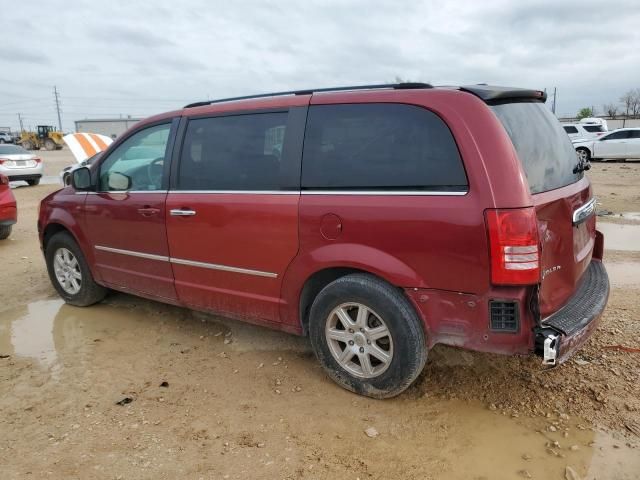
(40, 191, 101, 281)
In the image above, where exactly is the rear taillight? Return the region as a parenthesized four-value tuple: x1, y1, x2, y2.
(34, 157, 42, 163)
(0, 174, 8, 185)
(0, 158, 7, 165)
(486, 208, 540, 285)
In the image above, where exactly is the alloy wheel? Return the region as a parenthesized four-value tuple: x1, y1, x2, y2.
(325, 302, 394, 378)
(53, 247, 82, 295)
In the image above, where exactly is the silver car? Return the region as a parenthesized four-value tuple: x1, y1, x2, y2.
(0, 144, 44, 186)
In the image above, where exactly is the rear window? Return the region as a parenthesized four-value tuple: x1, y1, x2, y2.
(301, 104, 467, 191)
(0, 145, 27, 155)
(582, 125, 604, 133)
(563, 126, 578, 134)
(491, 102, 582, 194)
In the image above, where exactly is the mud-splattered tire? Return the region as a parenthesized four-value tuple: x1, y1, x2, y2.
(0, 225, 11, 240)
(45, 231, 107, 306)
(309, 273, 427, 399)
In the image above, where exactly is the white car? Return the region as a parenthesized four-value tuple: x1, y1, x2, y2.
(0, 144, 43, 185)
(574, 128, 640, 162)
(562, 123, 606, 142)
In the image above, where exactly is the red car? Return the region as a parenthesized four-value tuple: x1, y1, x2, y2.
(38, 84, 609, 398)
(0, 174, 17, 239)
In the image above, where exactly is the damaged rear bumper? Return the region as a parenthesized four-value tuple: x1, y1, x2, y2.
(535, 260, 609, 365)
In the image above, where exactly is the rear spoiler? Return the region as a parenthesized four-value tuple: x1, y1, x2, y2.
(460, 85, 547, 103)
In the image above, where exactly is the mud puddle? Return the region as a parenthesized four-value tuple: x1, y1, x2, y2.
(598, 221, 640, 251)
(1, 297, 639, 479)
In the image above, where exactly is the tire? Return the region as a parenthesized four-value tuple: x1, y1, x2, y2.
(308, 273, 427, 399)
(0, 225, 11, 240)
(26, 178, 40, 186)
(45, 231, 107, 306)
(0, 139, 5, 144)
(22, 141, 32, 150)
(576, 147, 591, 163)
(45, 138, 56, 151)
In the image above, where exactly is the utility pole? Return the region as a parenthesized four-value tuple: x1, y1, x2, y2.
(17, 113, 24, 132)
(552, 87, 557, 114)
(53, 85, 63, 132)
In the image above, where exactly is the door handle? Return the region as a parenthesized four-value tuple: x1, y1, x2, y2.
(137, 207, 160, 217)
(170, 209, 197, 216)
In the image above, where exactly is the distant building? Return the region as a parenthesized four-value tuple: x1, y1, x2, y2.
(74, 117, 142, 139)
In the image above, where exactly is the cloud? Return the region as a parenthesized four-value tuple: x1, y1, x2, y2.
(0, 0, 639, 130)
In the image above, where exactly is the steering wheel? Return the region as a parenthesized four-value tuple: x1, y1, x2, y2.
(147, 157, 164, 188)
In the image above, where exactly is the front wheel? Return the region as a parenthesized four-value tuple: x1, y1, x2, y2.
(44, 139, 56, 151)
(309, 273, 427, 399)
(45, 231, 108, 306)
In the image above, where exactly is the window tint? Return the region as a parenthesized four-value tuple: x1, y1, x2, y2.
(99, 123, 171, 191)
(582, 125, 604, 133)
(301, 104, 467, 191)
(602, 130, 630, 140)
(0, 145, 27, 154)
(563, 126, 579, 134)
(628, 130, 640, 139)
(177, 112, 287, 190)
(491, 102, 582, 194)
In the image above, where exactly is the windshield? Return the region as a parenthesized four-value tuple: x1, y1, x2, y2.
(0, 145, 28, 155)
(491, 102, 582, 194)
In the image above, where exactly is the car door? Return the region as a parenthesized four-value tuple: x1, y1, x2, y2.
(626, 130, 640, 158)
(84, 120, 178, 300)
(593, 130, 630, 158)
(165, 108, 306, 324)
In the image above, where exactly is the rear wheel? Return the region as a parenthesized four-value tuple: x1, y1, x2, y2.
(22, 140, 33, 150)
(0, 225, 11, 240)
(0, 139, 5, 144)
(26, 178, 40, 186)
(309, 273, 427, 398)
(44, 138, 56, 151)
(576, 147, 591, 163)
(45, 231, 107, 306)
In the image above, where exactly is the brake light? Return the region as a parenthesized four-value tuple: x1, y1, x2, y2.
(33, 157, 42, 163)
(486, 208, 540, 285)
(0, 174, 8, 185)
(0, 158, 7, 165)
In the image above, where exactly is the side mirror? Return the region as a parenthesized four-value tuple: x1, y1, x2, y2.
(71, 167, 92, 190)
(107, 172, 132, 191)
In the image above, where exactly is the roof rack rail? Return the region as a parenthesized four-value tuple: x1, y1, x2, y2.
(183, 82, 433, 108)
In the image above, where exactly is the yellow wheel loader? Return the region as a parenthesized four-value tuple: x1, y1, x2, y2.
(19, 126, 64, 151)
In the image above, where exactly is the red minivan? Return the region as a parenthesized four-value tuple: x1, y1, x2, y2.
(38, 84, 609, 398)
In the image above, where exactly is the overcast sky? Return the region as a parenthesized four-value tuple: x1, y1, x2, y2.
(1, 0, 639, 131)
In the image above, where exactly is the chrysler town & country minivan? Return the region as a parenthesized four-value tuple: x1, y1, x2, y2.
(38, 83, 609, 398)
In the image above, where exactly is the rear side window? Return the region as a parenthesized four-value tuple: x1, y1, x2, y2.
(603, 130, 630, 140)
(177, 112, 287, 190)
(301, 104, 467, 191)
(629, 130, 640, 139)
(491, 102, 582, 194)
(582, 125, 604, 133)
(563, 126, 578, 134)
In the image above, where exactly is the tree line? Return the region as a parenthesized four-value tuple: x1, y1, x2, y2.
(577, 88, 640, 119)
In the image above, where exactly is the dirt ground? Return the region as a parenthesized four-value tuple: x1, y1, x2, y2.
(1, 152, 639, 479)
